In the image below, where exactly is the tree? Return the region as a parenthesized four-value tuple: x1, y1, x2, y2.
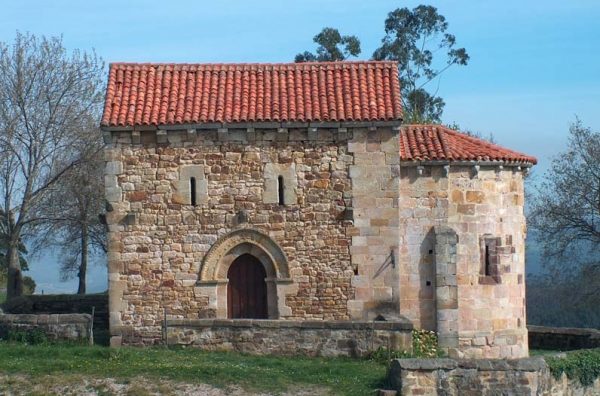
(372, 5, 469, 123)
(0, 214, 35, 294)
(0, 211, 29, 271)
(295, 27, 361, 62)
(527, 268, 600, 328)
(529, 120, 600, 300)
(0, 33, 104, 299)
(40, 128, 106, 294)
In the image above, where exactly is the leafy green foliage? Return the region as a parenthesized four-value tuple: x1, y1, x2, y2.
(0, 343, 388, 395)
(546, 349, 600, 386)
(5, 329, 48, 345)
(295, 27, 361, 62)
(369, 329, 442, 364)
(411, 329, 440, 358)
(0, 211, 29, 272)
(372, 5, 469, 123)
(21, 276, 35, 295)
(369, 347, 411, 365)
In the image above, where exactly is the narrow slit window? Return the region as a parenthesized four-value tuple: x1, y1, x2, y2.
(485, 244, 491, 276)
(190, 177, 197, 206)
(278, 175, 285, 206)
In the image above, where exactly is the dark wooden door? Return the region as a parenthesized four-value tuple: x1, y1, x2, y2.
(227, 254, 268, 319)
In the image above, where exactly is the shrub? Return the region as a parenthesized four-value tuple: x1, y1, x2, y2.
(546, 348, 600, 386)
(412, 329, 440, 358)
(369, 346, 411, 364)
(369, 329, 442, 364)
(6, 328, 48, 345)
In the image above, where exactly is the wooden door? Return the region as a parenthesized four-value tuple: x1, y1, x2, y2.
(227, 254, 268, 319)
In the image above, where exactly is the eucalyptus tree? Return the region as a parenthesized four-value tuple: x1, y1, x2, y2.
(372, 5, 469, 123)
(0, 33, 104, 299)
(295, 27, 361, 62)
(295, 6, 469, 124)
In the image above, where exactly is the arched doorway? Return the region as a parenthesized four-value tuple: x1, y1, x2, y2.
(227, 254, 268, 319)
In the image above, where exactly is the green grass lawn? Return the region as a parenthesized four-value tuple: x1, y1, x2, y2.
(0, 342, 389, 395)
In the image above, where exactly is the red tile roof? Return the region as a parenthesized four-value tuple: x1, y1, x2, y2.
(400, 124, 537, 165)
(101, 61, 402, 127)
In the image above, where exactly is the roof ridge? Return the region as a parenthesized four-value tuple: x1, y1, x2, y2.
(109, 60, 399, 68)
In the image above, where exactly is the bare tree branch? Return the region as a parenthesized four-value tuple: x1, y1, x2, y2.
(0, 32, 104, 299)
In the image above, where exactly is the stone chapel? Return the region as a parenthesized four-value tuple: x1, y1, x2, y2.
(101, 61, 536, 359)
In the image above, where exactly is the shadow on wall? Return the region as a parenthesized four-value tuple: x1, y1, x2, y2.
(418, 228, 437, 331)
(2, 293, 109, 345)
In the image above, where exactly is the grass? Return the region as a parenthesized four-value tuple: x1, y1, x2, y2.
(0, 342, 388, 395)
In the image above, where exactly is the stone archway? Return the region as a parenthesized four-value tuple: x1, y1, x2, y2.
(195, 227, 295, 319)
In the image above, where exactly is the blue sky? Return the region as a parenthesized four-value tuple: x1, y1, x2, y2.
(2, 0, 599, 292)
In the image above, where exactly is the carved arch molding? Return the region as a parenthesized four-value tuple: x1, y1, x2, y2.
(199, 227, 290, 281)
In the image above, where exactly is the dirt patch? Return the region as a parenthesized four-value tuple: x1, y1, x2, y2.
(0, 374, 329, 396)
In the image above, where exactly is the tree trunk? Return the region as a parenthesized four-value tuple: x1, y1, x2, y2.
(6, 240, 23, 299)
(78, 224, 88, 294)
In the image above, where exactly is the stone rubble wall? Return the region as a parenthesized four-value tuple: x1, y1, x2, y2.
(105, 127, 398, 345)
(0, 313, 92, 342)
(389, 357, 600, 396)
(399, 165, 528, 359)
(529, 325, 600, 351)
(167, 318, 412, 357)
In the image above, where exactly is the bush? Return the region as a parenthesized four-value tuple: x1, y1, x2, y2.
(369, 346, 412, 364)
(6, 328, 48, 345)
(546, 348, 600, 386)
(369, 329, 442, 364)
(412, 329, 440, 358)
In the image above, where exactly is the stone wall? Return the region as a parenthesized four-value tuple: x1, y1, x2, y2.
(389, 357, 600, 395)
(529, 325, 600, 351)
(0, 313, 92, 342)
(105, 126, 399, 346)
(166, 318, 412, 357)
(398, 165, 528, 359)
(3, 293, 108, 331)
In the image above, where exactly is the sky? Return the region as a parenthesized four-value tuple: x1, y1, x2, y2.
(1, 0, 599, 292)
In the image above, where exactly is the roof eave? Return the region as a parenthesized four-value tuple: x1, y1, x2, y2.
(399, 160, 535, 167)
(100, 119, 403, 132)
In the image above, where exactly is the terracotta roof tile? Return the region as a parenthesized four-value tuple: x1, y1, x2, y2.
(101, 61, 402, 127)
(400, 125, 537, 165)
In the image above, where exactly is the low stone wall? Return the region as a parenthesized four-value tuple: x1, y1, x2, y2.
(164, 319, 413, 357)
(0, 313, 92, 342)
(389, 357, 600, 395)
(529, 325, 600, 351)
(3, 293, 108, 330)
